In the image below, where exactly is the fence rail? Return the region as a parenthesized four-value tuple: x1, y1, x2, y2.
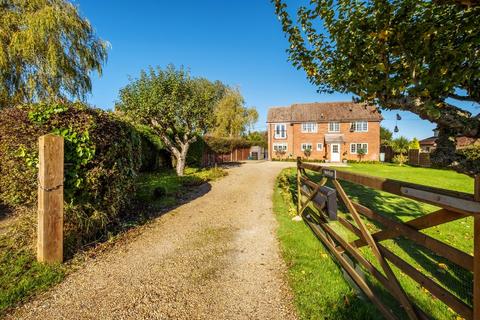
(296, 158, 480, 320)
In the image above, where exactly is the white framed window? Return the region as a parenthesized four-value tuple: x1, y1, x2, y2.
(351, 121, 368, 132)
(301, 143, 312, 151)
(316, 143, 323, 151)
(273, 143, 288, 152)
(328, 122, 340, 132)
(301, 122, 318, 133)
(274, 123, 287, 139)
(350, 143, 368, 154)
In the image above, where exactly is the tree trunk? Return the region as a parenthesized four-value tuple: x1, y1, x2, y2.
(175, 142, 190, 176)
(176, 156, 186, 176)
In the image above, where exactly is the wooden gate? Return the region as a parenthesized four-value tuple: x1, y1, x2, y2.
(296, 158, 480, 320)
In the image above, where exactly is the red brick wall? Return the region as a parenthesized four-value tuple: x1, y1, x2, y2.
(268, 121, 380, 161)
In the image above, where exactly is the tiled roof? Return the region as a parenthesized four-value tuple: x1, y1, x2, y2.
(267, 102, 382, 123)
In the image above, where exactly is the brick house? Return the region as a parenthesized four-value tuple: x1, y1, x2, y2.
(267, 102, 382, 162)
(419, 128, 479, 152)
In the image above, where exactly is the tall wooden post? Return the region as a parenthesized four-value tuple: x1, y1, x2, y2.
(297, 157, 302, 214)
(37, 134, 64, 263)
(474, 175, 480, 319)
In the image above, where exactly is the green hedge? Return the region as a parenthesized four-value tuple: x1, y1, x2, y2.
(0, 103, 165, 251)
(204, 136, 252, 154)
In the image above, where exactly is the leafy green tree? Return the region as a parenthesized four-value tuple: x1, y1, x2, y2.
(392, 136, 410, 154)
(211, 88, 258, 137)
(0, 0, 108, 108)
(303, 146, 312, 159)
(409, 138, 421, 150)
(380, 127, 393, 146)
(357, 148, 367, 161)
(116, 65, 223, 176)
(246, 131, 267, 148)
(245, 108, 259, 133)
(273, 0, 480, 173)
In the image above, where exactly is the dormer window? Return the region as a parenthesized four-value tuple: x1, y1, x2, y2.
(351, 121, 368, 132)
(301, 122, 318, 133)
(328, 122, 340, 132)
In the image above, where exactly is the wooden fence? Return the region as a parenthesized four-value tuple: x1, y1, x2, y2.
(296, 157, 480, 320)
(408, 149, 431, 167)
(201, 147, 252, 166)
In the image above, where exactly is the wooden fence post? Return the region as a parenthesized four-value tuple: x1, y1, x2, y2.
(297, 157, 302, 214)
(474, 175, 480, 319)
(37, 134, 64, 264)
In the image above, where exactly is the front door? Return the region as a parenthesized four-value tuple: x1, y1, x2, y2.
(330, 144, 340, 162)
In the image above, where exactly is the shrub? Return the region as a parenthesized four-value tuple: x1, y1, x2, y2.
(392, 154, 408, 166)
(0, 103, 163, 251)
(455, 145, 480, 176)
(303, 146, 312, 158)
(357, 147, 367, 161)
(203, 136, 252, 154)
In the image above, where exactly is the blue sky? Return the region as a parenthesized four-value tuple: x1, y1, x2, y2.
(75, 0, 478, 140)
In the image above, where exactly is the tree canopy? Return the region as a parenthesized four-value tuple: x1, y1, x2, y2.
(409, 138, 421, 150)
(115, 65, 224, 175)
(0, 0, 108, 108)
(392, 136, 410, 154)
(380, 126, 393, 146)
(273, 0, 480, 173)
(210, 88, 258, 137)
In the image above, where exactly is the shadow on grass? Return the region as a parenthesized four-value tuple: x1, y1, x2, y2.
(63, 170, 215, 260)
(0, 203, 13, 221)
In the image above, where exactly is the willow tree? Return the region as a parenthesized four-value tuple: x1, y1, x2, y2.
(0, 0, 108, 108)
(273, 0, 480, 174)
(116, 65, 224, 176)
(211, 88, 259, 137)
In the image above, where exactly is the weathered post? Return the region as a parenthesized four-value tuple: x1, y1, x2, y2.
(297, 157, 302, 214)
(474, 175, 480, 319)
(37, 134, 64, 263)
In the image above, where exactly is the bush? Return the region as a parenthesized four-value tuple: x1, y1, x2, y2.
(392, 154, 408, 166)
(455, 145, 480, 176)
(203, 136, 252, 154)
(0, 103, 163, 251)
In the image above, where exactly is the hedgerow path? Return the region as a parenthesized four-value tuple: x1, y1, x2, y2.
(8, 161, 297, 320)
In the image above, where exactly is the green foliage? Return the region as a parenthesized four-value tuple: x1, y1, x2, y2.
(210, 88, 258, 137)
(356, 147, 367, 161)
(52, 127, 95, 192)
(409, 138, 421, 150)
(392, 154, 408, 166)
(135, 167, 227, 209)
(203, 136, 252, 154)
(380, 127, 393, 146)
(455, 145, 480, 176)
(273, 0, 480, 149)
(391, 136, 410, 154)
(303, 146, 312, 158)
(115, 65, 224, 175)
(0, 248, 65, 314)
(246, 131, 268, 148)
(27, 102, 70, 123)
(0, 0, 108, 108)
(0, 103, 162, 251)
(186, 138, 206, 166)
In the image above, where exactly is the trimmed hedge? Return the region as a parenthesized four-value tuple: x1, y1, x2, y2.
(203, 136, 252, 154)
(0, 103, 165, 251)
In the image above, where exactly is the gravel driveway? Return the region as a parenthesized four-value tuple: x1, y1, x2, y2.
(7, 161, 297, 320)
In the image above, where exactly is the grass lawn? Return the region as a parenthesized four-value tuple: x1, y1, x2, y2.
(0, 166, 227, 315)
(275, 163, 474, 320)
(135, 167, 227, 209)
